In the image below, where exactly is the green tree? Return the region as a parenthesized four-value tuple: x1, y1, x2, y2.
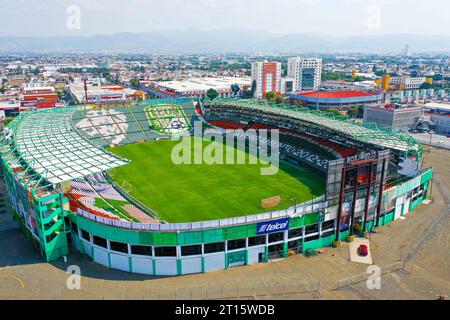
(420, 82, 432, 89)
(275, 96, 284, 104)
(325, 109, 342, 116)
(130, 77, 140, 90)
(266, 91, 276, 101)
(207, 88, 219, 101)
(230, 84, 240, 97)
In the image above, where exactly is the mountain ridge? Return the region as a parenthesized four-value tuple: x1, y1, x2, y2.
(1, 30, 449, 53)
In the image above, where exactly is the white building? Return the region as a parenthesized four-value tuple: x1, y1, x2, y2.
(149, 76, 251, 99)
(287, 57, 322, 92)
(69, 84, 136, 104)
(390, 76, 426, 90)
(251, 62, 282, 98)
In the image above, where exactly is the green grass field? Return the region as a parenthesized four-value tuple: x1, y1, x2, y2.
(107, 137, 324, 223)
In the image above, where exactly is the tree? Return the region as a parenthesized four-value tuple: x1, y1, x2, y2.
(325, 109, 342, 116)
(275, 96, 284, 104)
(207, 88, 219, 101)
(130, 78, 140, 90)
(420, 82, 432, 90)
(230, 84, 240, 97)
(266, 91, 276, 101)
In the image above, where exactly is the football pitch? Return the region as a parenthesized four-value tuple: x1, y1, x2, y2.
(107, 137, 325, 223)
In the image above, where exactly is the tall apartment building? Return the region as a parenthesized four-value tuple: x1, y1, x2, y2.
(251, 61, 281, 98)
(287, 57, 322, 92)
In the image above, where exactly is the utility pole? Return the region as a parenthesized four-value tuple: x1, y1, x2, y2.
(316, 87, 320, 111)
(291, 197, 298, 215)
(83, 78, 88, 103)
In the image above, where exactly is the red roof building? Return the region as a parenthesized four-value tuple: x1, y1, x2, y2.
(288, 90, 382, 110)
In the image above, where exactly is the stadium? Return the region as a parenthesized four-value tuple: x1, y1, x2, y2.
(287, 90, 382, 110)
(0, 98, 432, 276)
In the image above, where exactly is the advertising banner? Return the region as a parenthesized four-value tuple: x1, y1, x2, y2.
(257, 218, 289, 235)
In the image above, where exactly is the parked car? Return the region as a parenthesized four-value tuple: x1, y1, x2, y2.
(358, 244, 368, 256)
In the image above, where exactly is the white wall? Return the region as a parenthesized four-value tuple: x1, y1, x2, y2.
(181, 256, 202, 274)
(204, 252, 225, 272)
(110, 252, 130, 272)
(93, 246, 109, 267)
(131, 256, 153, 275)
(247, 246, 265, 265)
(82, 240, 92, 257)
(154, 258, 177, 276)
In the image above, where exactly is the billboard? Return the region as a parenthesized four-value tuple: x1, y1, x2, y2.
(257, 218, 290, 235)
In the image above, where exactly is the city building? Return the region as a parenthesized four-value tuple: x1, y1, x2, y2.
(288, 90, 382, 110)
(251, 61, 281, 98)
(287, 57, 322, 92)
(430, 114, 450, 135)
(363, 104, 423, 131)
(424, 102, 450, 134)
(389, 76, 427, 90)
(69, 84, 136, 104)
(142, 76, 251, 100)
(280, 77, 295, 94)
(20, 86, 62, 109)
(381, 74, 391, 91)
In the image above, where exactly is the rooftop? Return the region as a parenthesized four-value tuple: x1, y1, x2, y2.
(297, 90, 375, 99)
(424, 102, 450, 112)
(208, 99, 423, 159)
(153, 76, 251, 93)
(6, 108, 129, 185)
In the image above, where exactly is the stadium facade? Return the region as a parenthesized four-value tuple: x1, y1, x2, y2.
(288, 90, 382, 110)
(0, 98, 432, 276)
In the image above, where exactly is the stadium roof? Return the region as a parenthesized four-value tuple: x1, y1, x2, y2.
(209, 99, 423, 159)
(296, 90, 374, 98)
(153, 77, 251, 94)
(7, 108, 129, 185)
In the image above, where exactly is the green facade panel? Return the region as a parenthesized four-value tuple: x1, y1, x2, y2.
(304, 212, 320, 226)
(289, 216, 303, 228)
(225, 224, 256, 240)
(303, 234, 334, 251)
(176, 230, 204, 245)
(409, 196, 424, 211)
(151, 232, 178, 246)
(384, 212, 395, 224)
(421, 170, 433, 184)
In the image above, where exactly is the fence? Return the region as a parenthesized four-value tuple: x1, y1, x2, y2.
(337, 261, 413, 290)
(76, 195, 328, 232)
(143, 280, 322, 300)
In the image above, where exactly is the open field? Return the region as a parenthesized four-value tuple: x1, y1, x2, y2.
(107, 137, 324, 222)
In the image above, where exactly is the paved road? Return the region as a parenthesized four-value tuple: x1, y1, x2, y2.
(408, 132, 450, 150)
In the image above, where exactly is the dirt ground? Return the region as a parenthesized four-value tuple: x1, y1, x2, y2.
(0, 146, 449, 300)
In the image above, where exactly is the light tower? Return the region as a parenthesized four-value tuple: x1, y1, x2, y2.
(83, 78, 88, 103)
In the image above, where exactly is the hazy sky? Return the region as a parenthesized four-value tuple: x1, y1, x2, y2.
(1, 0, 449, 37)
